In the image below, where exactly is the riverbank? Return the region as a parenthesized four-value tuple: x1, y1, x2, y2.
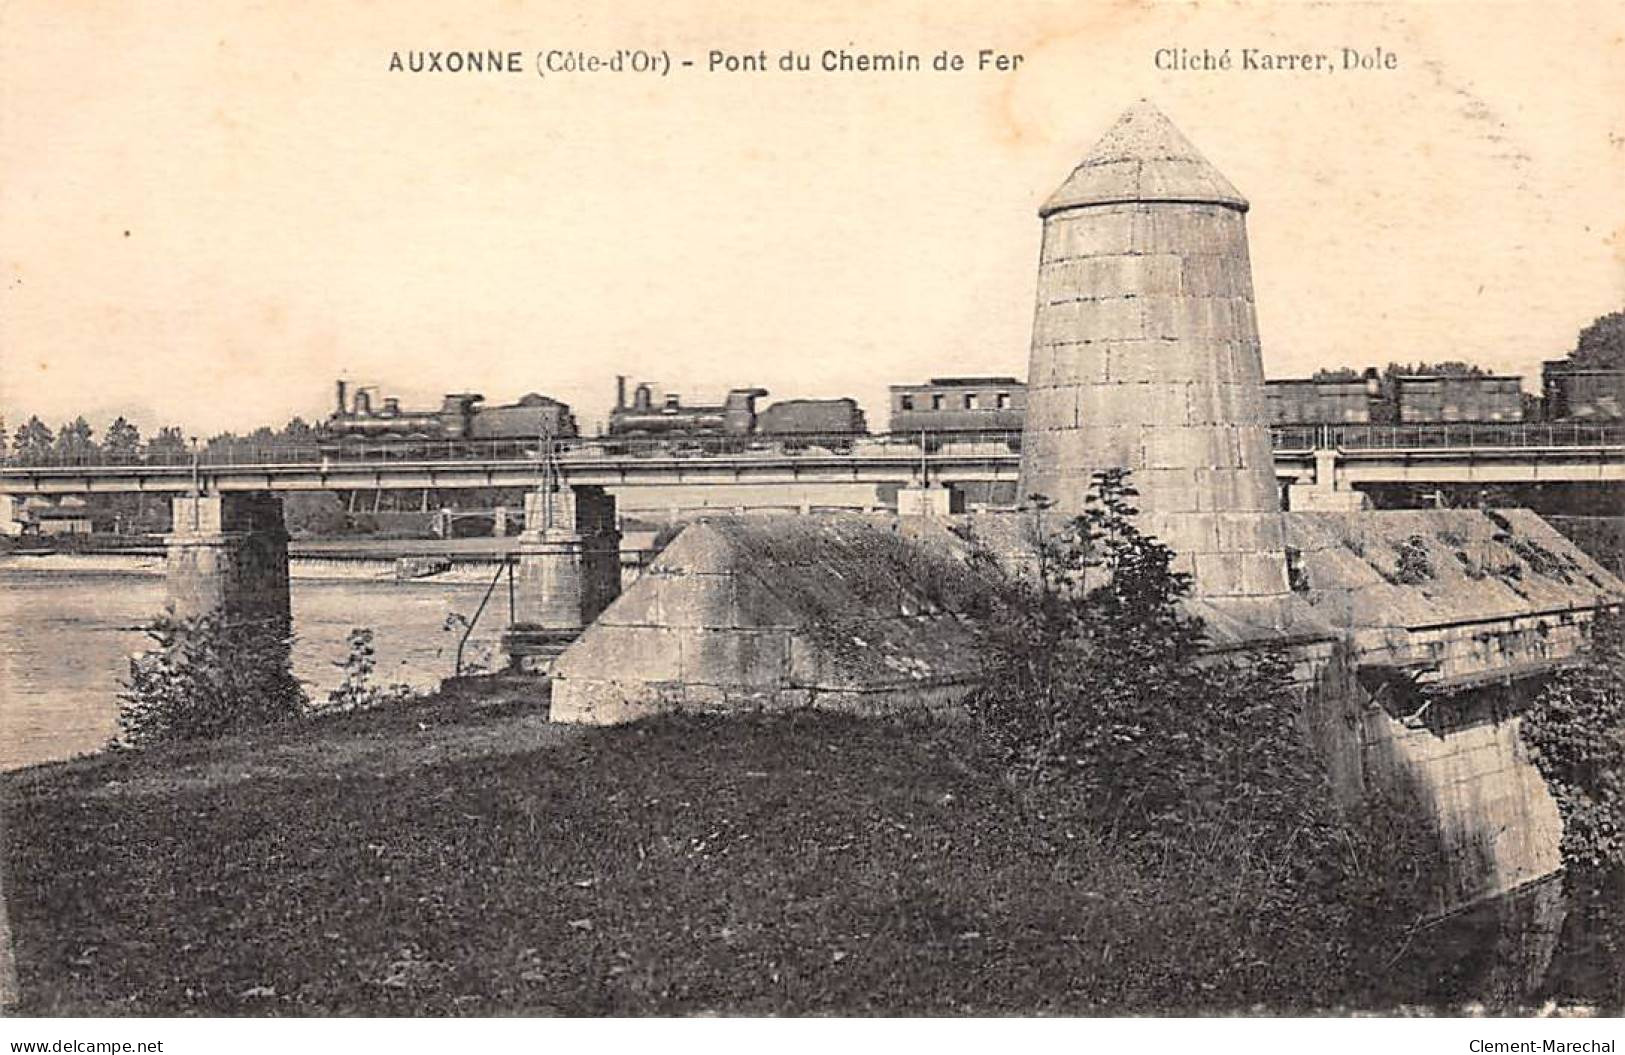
(0, 570, 508, 771)
(2, 683, 1602, 1016)
(0, 550, 506, 584)
(0, 533, 657, 584)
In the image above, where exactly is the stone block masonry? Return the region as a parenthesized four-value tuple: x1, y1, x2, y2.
(155, 492, 300, 733)
(1281, 507, 1622, 916)
(1018, 101, 1291, 610)
(550, 517, 991, 724)
(503, 485, 622, 671)
(165, 492, 291, 631)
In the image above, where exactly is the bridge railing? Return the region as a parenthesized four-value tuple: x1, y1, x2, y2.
(0, 432, 1003, 469)
(3, 422, 1621, 470)
(1270, 422, 1625, 451)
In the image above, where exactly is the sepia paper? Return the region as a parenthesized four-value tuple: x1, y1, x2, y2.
(1, 0, 1622, 1036)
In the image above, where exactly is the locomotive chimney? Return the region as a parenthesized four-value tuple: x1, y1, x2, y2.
(616, 375, 627, 411)
(336, 379, 348, 416)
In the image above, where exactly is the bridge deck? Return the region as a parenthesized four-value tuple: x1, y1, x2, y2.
(1, 427, 1620, 494)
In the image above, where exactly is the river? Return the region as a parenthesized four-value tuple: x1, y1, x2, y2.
(0, 568, 507, 770)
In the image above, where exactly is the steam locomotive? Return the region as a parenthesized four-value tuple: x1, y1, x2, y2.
(323, 380, 579, 443)
(316, 357, 1621, 460)
(606, 376, 868, 447)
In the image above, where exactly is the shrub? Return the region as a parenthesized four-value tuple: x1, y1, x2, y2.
(967, 469, 1443, 1006)
(1285, 545, 1311, 592)
(1522, 608, 1625, 1009)
(321, 627, 415, 713)
(282, 492, 348, 537)
(116, 611, 306, 747)
(1393, 534, 1434, 584)
(649, 522, 686, 556)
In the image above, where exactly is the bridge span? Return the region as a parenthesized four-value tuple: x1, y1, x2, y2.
(1, 424, 1621, 499)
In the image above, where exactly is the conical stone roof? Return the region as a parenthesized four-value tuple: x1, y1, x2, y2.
(1041, 100, 1248, 216)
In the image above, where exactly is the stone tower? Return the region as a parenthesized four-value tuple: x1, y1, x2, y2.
(1018, 100, 1292, 606)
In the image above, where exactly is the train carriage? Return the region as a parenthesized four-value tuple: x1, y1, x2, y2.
(1264, 376, 1378, 425)
(1393, 374, 1524, 423)
(1542, 362, 1624, 421)
(887, 377, 1026, 447)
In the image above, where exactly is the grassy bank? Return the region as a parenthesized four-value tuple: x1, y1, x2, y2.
(0, 690, 1561, 1016)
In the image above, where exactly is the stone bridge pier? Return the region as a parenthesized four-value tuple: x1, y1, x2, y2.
(502, 485, 621, 672)
(165, 492, 292, 631)
(1286, 448, 1369, 511)
(160, 492, 296, 707)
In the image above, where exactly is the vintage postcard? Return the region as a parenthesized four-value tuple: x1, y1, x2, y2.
(1, 0, 1622, 1043)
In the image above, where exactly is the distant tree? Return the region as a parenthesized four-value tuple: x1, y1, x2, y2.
(281, 417, 317, 446)
(12, 416, 54, 464)
(203, 431, 244, 463)
(97, 417, 147, 531)
(0, 416, 7, 460)
(104, 416, 142, 458)
(1312, 361, 1491, 382)
(148, 426, 188, 461)
(283, 492, 347, 536)
(244, 426, 279, 458)
(1382, 360, 1488, 381)
(53, 417, 95, 462)
(1570, 311, 1625, 371)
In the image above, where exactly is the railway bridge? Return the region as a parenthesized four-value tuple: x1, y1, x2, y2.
(2, 423, 1620, 498)
(2, 423, 1620, 665)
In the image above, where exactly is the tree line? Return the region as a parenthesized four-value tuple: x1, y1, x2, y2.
(1, 415, 322, 465)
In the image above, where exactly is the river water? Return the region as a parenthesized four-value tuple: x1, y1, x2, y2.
(0, 568, 507, 770)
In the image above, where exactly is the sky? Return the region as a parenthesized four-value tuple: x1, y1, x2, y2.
(2, 0, 1622, 438)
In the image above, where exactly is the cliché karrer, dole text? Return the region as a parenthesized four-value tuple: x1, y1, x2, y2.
(1155, 46, 1399, 72)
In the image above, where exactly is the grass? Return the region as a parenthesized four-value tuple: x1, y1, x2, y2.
(0, 687, 1592, 1016)
(0, 690, 1273, 1017)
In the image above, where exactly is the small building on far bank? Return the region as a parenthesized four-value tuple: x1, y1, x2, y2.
(33, 508, 94, 537)
(10, 496, 103, 537)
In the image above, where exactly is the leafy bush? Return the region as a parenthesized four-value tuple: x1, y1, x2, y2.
(1393, 534, 1434, 584)
(116, 612, 306, 747)
(321, 628, 415, 713)
(281, 491, 347, 537)
(967, 469, 1443, 1006)
(649, 521, 686, 556)
(1522, 608, 1625, 1008)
